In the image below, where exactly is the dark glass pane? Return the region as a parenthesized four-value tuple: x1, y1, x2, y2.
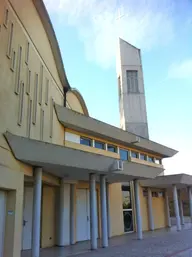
(80, 137, 92, 146)
(123, 210, 133, 232)
(140, 154, 147, 160)
(95, 141, 105, 149)
(120, 149, 128, 161)
(122, 185, 132, 209)
(148, 156, 153, 162)
(131, 151, 138, 158)
(107, 145, 117, 152)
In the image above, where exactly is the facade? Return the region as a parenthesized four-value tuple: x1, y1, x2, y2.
(0, 1, 186, 257)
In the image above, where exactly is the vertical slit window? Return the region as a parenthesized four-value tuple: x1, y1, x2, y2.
(50, 98, 54, 138)
(25, 41, 29, 64)
(32, 73, 38, 124)
(10, 50, 16, 71)
(39, 65, 43, 105)
(45, 78, 49, 105)
(4, 9, 8, 28)
(26, 68, 31, 95)
(27, 97, 32, 137)
(40, 109, 44, 140)
(15, 46, 22, 94)
(18, 81, 24, 126)
(7, 22, 13, 58)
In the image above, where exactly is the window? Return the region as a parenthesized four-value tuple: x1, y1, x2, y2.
(131, 151, 138, 158)
(27, 97, 32, 138)
(107, 144, 117, 153)
(80, 137, 92, 147)
(18, 81, 24, 126)
(148, 156, 154, 162)
(7, 23, 13, 58)
(40, 109, 44, 140)
(45, 78, 49, 105)
(26, 68, 31, 95)
(143, 189, 148, 197)
(122, 185, 133, 232)
(4, 9, 8, 28)
(25, 42, 30, 64)
(39, 64, 43, 105)
(32, 73, 38, 124)
(126, 70, 139, 93)
(140, 153, 147, 161)
(152, 191, 158, 197)
(120, 149, 129, 161)
(50, 98, 54, 138)
(95, 140, 105, 150)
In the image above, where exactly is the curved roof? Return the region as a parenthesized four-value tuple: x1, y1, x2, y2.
(32, 0, 70, 90)
(69, 88, 89, 116)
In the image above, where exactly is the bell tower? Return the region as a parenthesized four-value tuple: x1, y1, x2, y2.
(116, 38, 149, 139)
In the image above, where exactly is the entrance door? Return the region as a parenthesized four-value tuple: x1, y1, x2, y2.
(122, 184, 134, 233)
(22, 187, 33, 250)
(0, 191, 6, 257)
(76, 189, 90, 241)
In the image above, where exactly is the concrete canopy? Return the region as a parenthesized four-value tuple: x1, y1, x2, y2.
(140, 174, 192, 189)
(55, 104, 178, 158)
(4, 132, 163, 183)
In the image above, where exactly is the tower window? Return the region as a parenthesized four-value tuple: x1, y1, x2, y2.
(126, 70, 139, 93)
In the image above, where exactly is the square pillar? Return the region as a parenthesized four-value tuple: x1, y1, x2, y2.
(178, 190, 184, 225)
(89, 173, 97, 250)
(147, 188, 154, 231)
(100, 175, 108, 247)
(134, 179, 143, 240)
(70, 184, 75, 245)
(106, 182, 111, 238)
(165, 189, 171, 228)
(172, 185, 181, 231)
(32, 167, 42, 257)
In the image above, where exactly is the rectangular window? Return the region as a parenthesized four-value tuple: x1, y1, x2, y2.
(18, 81, 24, 126)
(120, 149, 128, 161)
(95, 140, 105, 150)
(131, 151, 138, 158)
(122, 185, 132, 209)
(3, 9, 8, 28)
(148, 156, 154, 162)
(7, 22, 13, 58)
(80, 137, 92, 147)
(26, 68, 31, 95)
(27, 97, 32, 138)
(140, 153, 147, 161)
(39, 64, 43, 105)
(50, 98, 54, 138)
(40, 109, 44, 140)
(143, 189, 148, 197)
(45, 78, 49, 105)
(152, 191, 158, 198)
(10, 50, 16, 71)
(126, 70, 139, 93)
(25, 41, 29, 64)
(107, 144, 117, 153)
(15, 46, 22, 94)
(32, 73, 38, 124)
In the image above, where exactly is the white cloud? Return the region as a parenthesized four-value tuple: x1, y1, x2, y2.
(168, 59, 192, 79)
(43, 0, 188, 68)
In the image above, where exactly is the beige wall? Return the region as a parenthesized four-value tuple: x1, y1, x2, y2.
(139, 184, 149, 231)
(66, 91, 84, 114)
(152, 191, 166, 229)
(109, 183, 124, 236)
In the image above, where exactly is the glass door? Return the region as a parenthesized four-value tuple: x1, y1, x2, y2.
(122, 184, 134, 233)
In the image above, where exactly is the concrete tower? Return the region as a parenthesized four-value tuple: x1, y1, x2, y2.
(116, 38, 149, 139)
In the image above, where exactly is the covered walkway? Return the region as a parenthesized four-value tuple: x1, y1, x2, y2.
(21, 224, 192, 257)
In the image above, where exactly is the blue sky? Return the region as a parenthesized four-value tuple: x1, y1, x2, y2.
(44, 0, 192, 175)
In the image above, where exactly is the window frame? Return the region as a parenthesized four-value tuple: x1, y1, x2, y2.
(95, 140, 105, 150)
(80, 137, 92, 147)
(107, 144, 117, 153)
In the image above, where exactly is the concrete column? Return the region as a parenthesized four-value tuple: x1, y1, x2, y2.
(173, 185, 181, 231)
(100, 175, 108, 247)
(165, 189, 171, 228)
(188, 187, 192, 222)
(134, 179, 143, 240)
(147, 188, 154, 231)
(70, 184, 75, 245)
(178, 190, 184, 225)
(89, 173, 97, 250)
(106, 182, 111, 238)
(32, 167, 42, 257)
(58, 179, 65, 246)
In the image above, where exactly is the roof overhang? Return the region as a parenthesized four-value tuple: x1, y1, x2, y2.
(140, 174, 192, 189)
(4, 132, 163, 183)
(55, 104, 178, 158)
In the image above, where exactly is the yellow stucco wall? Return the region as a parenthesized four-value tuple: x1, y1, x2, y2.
(152, 191, 166, 229)
(67, 91, 84, 114)
(109, 183, 124, 236)
(139, 184, 149, 231)
(41, 186, 56, 248)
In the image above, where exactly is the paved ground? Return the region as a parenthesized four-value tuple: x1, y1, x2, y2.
(22, 222, 192, 257)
